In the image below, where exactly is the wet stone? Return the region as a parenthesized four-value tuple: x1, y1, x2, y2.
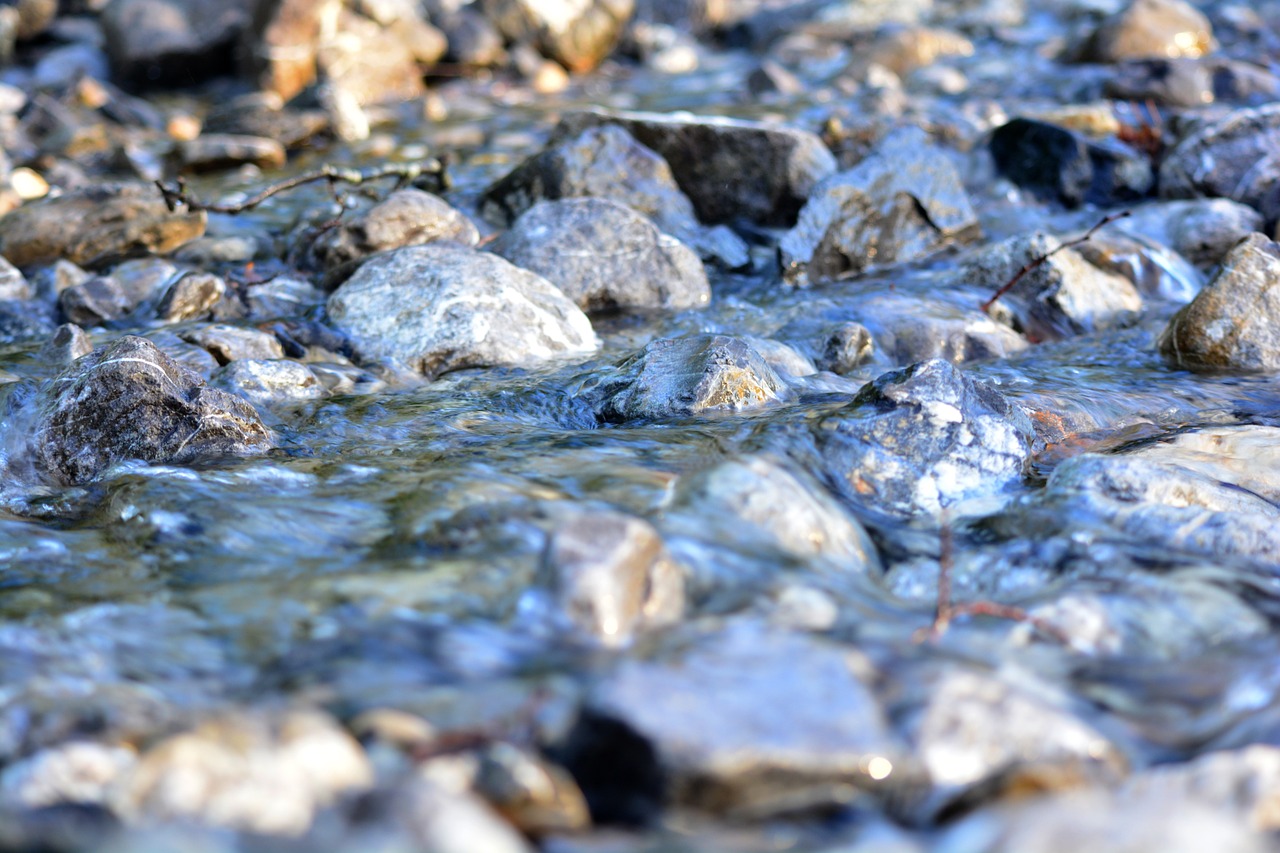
(179, 323, 285, 364)
(10, 335, 274, 486)
(0, 252, 28, 299)
(213, 358, 326, 408)
(1159, 104, 1280, 223)
(100, 0, 252, 89)
(781, 127, 979, 286)
(474, 742, 591, 836)
(490, 197, 710, 313)
(815, 359, 1037, 520)
(1074, 0, 1216, 63)
(1120, 745, 1280, 832)
(1120, 198, 1262, 268)
(305, 188, 480, 272)
(174, 133, 287, 173)
(0, 297, 55, 342)
(989, 118, 1154, 209)
(1159, 233, 1280, 370)
(154, 272, 225, 322)
(480, 0, 633, 73)
(57, 277, 131, 327)
(0, 741, 136, 809)
(37, 323, 93, 367)
(586, 334, 792, 422)
(818, 321, 876, 374)
(201, 91, 330, 149)
(326, 243, 598, 380)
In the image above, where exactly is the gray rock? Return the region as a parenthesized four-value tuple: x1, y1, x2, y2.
(479, 0, 632, 73)
(58, 277, 132, 326)
(1075, 0, 1216, 63)
(1159, 233, 1280, 370)
(213, 359, 326, 408)
(1105, 58, 1280, 109)
(0, 253, 27, 299)
(818, 321, 876, 374)
(305, 188, 479, 273)
(1160, 104, 1280, 224)
(814, 359, 1037, 519)
(28, 259, 90, 303)
(742, 336, 816, 377)
(312, 6, 434, 106)
(491, 198, 709, 313)
(179, 324, 285, 364)
(481, 124, 749, 268)
(0, 741, 136, 809)
(554, 109, 837, 226)
(174, 134, 287, 174)
(0, 298, 56, 342)
(154, 272, 226, 322)
(10, 335, 273, 486)
(37, 324, 93, 367)
(0, 183, 205, 269)
(326, 244, 598, 379)
(585, 334, 792, 422)
(240, 0, 341, 101)
(201, 92, 330, 149)
(1120, 198, 1263, 268)
(244, 275, 325, 320)
(860, 293, 1030, 366)
(989, 118, 1154, 209)
(780, 127, 979, 286)
(101, 0, 253, 89)
(1120, 745, 1280, 832)
(965, 232, 1143, 342)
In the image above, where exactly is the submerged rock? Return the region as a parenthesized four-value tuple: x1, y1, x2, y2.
(1159, 233, 1280, 370)
(780, 127, 979, 286)
(815, 359, 1037, 519)
(491, 198, 709, 312)
(1160, 104, 1280, 225)
(326, 244, 598, 379)
(1120, 198, 1263, 268)
(213, 359, 326, 408)
(586, 334, 792, 421)
(10, 335, 274, 486)
(989, 118, 1154, 209)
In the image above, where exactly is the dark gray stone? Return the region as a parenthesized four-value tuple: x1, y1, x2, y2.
(780, 127, 980, 286)
(1106, 58, 1280, 108)
(174, 134, 287, 174)
(0, 298, 54, 342)
(814, 359, 1037, 519)
(37, 324, 93, 368)
(990, 118, 1154, 209)
(101, 0, 254, 89)
(13, 335, 273, 486)
(201, 92, 329, 149)
(179, 324, 285, 364)
(491, 198, 709, 312)
(57, 277, 132, 327)
(1159, 104, 1280, 223)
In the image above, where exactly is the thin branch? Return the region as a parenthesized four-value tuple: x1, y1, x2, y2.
(980, 210, 1131, 316)
(155, 160, 449, 215)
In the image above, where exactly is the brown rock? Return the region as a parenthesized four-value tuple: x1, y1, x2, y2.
(175, 134, 287, 173)
(482, 0, 633, 73)
(315, 8, 425, 105)
(1076, 0, 1215, 63)
(242, 0, 341, 101)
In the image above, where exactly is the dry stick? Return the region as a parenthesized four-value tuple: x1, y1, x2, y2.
(979, 209, 1132, 316)
(155, 160, 449, 215)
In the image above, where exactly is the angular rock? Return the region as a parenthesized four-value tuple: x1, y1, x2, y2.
(1159, 233, 1280, 370)
(57, 276, 132, 326)
(155, 272, 226, 322)
(1075, 0, 1215, 63)
(780, 127, 979, 286)
(480, 0, 633, 73)
(1159, 104, 1280, 222)
(0, 253, 27, 299)
(241, 0, 341, 101)
(12, 335, 274, 486)
(554, 109, 837, 226)
(305, 188, 479, 272)
(815, 359, 1037, 519)
(326, 244, 598, 379)
(966, 232, 1143, 342)
(491, 198, 709, 312)
(438, 8, 507, 67)
(1105, 58, 1280, 109)
(989, 118, 1154, 209)
(179, 324, 285, 364)
(540, 508, 684, 646)
(0, 183, 205, 269)
(586, 334, 792, 422)
(37, 324, 93, 368)
(818, 321, 876, 374)
(174, 134, 287, 173)
(101, 0, 253, 89)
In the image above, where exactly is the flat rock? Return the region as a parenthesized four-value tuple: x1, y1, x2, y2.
(11, 335, 274, 486)
(326, 244, 598, 379)
(554, 109, 837, 226)
(1159, 104, 1280, 223)
(490, 198, 709, 312)
(814, 359, 1037, 520)
(179, 324, 286, 364)
(0, 183, 206, 269)
(1159, 233, 1280, 370)
(1075, 0, 1215, 63)
(781, 127, 979, 286)
(989, 118, 1154, 209)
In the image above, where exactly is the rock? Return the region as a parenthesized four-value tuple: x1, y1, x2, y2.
(398, 778, 536, 853)
(1105, 58, 1280, 108)
(245, 275, 325, 320)
(585, 334, 792, 422)
(179, 324, 285, 364)
(744, 336, 816, 377)
(11, 335, 274, 486)
(1120, 745, 1280, 832)
(491, 198, 709, 312)
(480, 0, 633, 73)
(38, 324, 93, 367)
(989, 118, 1154, 209)
(3, 0, 55, 41)
(58, 276, 132, 326)
(0, 183, 206, 269)
(481, 125, 749, 269)
(780, 127, 979, 286)
(474, 742, 591, 835)
(0, 299, 55, 342)
(814, 359, 1037, 519)
(155, 272, 226, 322)
(965, 232, 1143, 342)
(1159, 233, 1280, 370)
(305, 188, 479, 272)
(0, 741, 136, 808)
(1159, 104, 1280, 223)
(313, 7, 429, 105)
(113, 709, 372, 835)
(0, 253, 27, 299)
(554, 109, 837, 226)
(101, 0, 253, 89)
(201, 92, 329, 149)
(326, 244, 598, 379)
(671, 454, 881, 570)
(213, 358, 326, 407)
(438, 8, 506, 67)
(565, 621, 908, 819)
(818, 321, 876, 374)
(28, 259, 91, 303)
(174, 134, 287, 173)
(1075, 0, 1215, 63)
(241, 0, 342, 101)
(1120, 199, 1262, 267)
(540, 508, 683, 646)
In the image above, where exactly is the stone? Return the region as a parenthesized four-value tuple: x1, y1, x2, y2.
(0, 741, 136, 808)
(819, 321, 876, 374)
(38, 324, 93, 367)
(473, 742, 591, 835)
(554, 109, 837, 226)
(201, 93, 329, 149)
(585, 334, 792, 422)
(101, 0, 254, 89)
(154, 272, 226, 322)
(58, 277, 132, 326)
(174, 134, 287, 173)
(3, 0, 55, 41)
(1159, 233, 1280, 370)
(480, 0, 633, 73)
(1075, 0, 1216, 63)
(314, 7, 428, 105)
(326, 244, 598, 379)
(241, 0, 342, 101)
(540, 508, 684, 646)
(304, 188, 479, 272)
(0, 183, 205, 269)
(491, 198, 709, 312)
(0, 252, 28, 299)
(1159, 104, 1280, 223)
(213, 358, 326, 408)
(438, 8, 506, 67)
(179, 324, 285, 364)
(814, 359, 1037, 520)
(245, 275, 325, 320)
(1121, 745, 1280, 832)
(0, 299, 55, 342)
(11, 335, 274, 486)
(780, 127, 979, 286)
(1104, 58, 1280, 108)
(965, 232, 1143, 342)
(989, 118, 1154, 209)
(398, 778, 536, 853)
(1120, 198, 1263, 267)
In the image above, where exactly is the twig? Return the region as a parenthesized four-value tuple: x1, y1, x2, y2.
(155, 160, 449, 215)
(979, 210, 1131, 316)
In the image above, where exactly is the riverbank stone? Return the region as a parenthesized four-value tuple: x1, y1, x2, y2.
(304, 188, 479, 273)
(326, 244, 598, 380)
(480, 0, 633, 73)
(101, 0, 252, 89)
(1074, 0, 1215, 63)
(1159, 104, 1280, 223)
(989, 118, 1154, 209)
